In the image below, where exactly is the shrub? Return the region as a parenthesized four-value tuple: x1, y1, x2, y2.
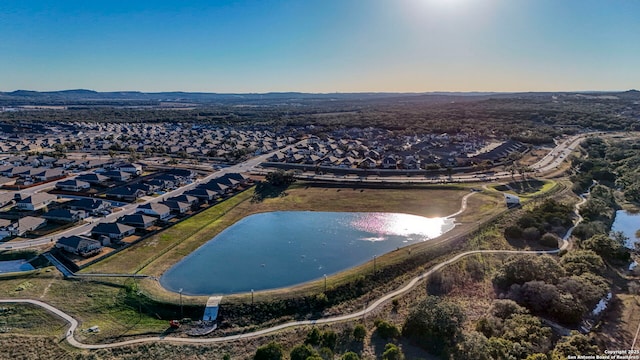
(254, 342, 284, 360)
(305, 328, 322, 346)
(290, 344, 317, 360)
(374, 319, 400, 339)
(352, 324, 367, 342)
(382, 343, 404, 360)
(341, 352, 360, 360)
(402, 296, 465, 355)
(540, 233, 559, 247)
(522, 227, 542, 242)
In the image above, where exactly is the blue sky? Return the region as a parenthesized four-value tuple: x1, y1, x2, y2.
(1, 0, 639, 92)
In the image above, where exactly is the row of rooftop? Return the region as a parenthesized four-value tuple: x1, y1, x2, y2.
(0, 122, 526, 169)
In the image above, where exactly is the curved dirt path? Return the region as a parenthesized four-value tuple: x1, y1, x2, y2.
(0, 191, 588, 349)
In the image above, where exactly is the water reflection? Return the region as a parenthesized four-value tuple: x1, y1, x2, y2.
(352, 212, 452, 240)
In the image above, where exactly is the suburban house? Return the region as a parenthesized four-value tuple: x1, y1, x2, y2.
(67, 198, 111, 216)
(56, 235, 102, 257)
(42, 209, 86, 223)
(0, 192, 15, 208)
(91, 222, 136, 240)
(184, 188, 217, 202)
(118, 163, 143, 175)
(215, 176, 241, 190)
(103, 170, 131, 182)
(0, 216, 47, 238)
(75, 173, 110, 185)
(167, 168, 195, 180)
(167, 194, 198, 206)
(32, 168, 66, 182)
(118, 214, 156, 229)
(136, 203, 171, 220)
(200, 181, 229, 194)
(161, 200, 190, 214)
(15, 193, 57, 211)
(55, 179, 91, 192)
(105, 186, 145, 201)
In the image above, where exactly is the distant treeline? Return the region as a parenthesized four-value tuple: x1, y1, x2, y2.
(2, 91, 639, 144)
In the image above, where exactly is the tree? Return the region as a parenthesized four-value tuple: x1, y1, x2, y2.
(582, 234, 630, 261)
(374, 319, 400, 339)
(254, 342, 284, 360)
(456, 332, 491, 360)
(550, 333, 599, 359)
(341, 352, 360, 360)
(321, 330, 337, 350)
(382, 343, 404, 360)
(352, 324, 367, 342)
(540, 233, 560, 248)
(559, 250, 605, 275)
(402, 296, 465, 355)
(305, 328, 322, 346)
(290, 344, 318, 360)
(493, 255, 565, 289)
(318, 347, 334, 360)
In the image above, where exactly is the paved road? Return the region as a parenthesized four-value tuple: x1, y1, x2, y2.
(0, 190, 589, 349)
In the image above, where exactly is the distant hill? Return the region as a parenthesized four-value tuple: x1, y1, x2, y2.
(0, 89, 637, 107)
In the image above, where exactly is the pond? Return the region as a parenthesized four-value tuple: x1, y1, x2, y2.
(160, 211, 456, 295)
(611, 210, 640, 248)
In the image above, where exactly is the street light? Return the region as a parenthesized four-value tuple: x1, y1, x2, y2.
(373, 255, 377, 274)
(178, 288, 183, 318)
(251, 289, 254, 305)
(324, 274, 327, 293)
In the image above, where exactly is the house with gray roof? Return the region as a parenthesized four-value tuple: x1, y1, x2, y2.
(91, 222, 136, 240)
(56, 235, 102, 257)
(15, 193, 57, 211)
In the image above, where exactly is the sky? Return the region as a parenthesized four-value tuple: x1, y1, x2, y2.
(1, 0, 639, 93)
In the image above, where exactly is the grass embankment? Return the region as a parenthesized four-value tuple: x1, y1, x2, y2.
(0, 271, 169, 344)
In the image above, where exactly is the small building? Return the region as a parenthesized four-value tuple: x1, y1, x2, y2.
(91, 222, 136, 240)
(15, 193, 57, 211)
(136, 203, 171, 220)
(0, 216, 47, 238)
(118, 214, 156, 229)
(106, 186, 145, 201)
(0, 192, 15, 208)
(56, 235, 102, 257)
(161, 200, 190, 214)
(67, 198, 111, 216)
(505, 194, 521, 207)
(118, 163, 143, 175)
(168, 194, 199, 206)
(42, 208, 86, 223)
(103, 170, 131, 182)
(184, 188, 218, 202)
(76, 173, 110, 185)
(32, 168, 66, 182)
(55, 179, 91, 192)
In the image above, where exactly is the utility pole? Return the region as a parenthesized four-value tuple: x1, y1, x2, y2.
(324, 274, 327, 293)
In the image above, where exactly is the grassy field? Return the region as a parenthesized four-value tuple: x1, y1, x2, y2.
(0, 271, 169, 344)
